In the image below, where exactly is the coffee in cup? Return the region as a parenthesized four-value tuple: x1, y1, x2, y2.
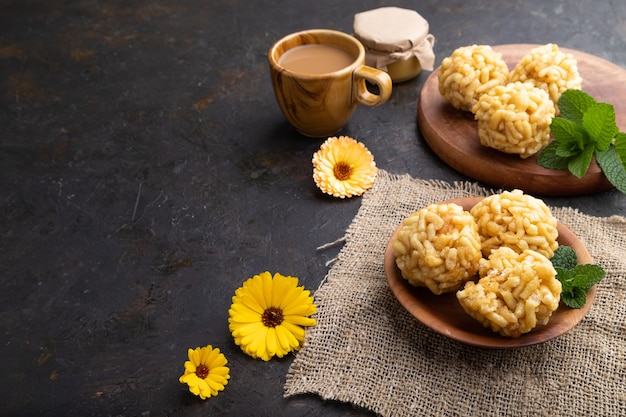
(268, 29, 392, 137)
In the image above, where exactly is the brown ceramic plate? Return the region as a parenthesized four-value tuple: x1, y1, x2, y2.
(384, 197, 597, 348)
(417, 44, 626, 196)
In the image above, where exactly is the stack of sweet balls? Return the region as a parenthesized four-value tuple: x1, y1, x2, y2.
(392, 189, 562, 338)
(437, 44, 582, 159)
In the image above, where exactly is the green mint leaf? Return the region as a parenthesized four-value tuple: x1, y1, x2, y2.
(561, 286, 588, 309)
(555, 267, 574, 290)
(542, 89, 626, 196)
(551, 246, 578, 270)
(596, 147, 626, 193)
(582, 102, 618, 152)
(558, 89, 597, 123)
(537, 141, 570, 170)
(614, 132, 626, 170)
(550, 117, 587, 152)
(567, 143, 595, 178)
(556, 138, 586, 158)
(570, 264, 606, 290)
(552, 245, 607, 309)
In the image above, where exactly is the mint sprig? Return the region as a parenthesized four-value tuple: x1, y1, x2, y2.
(551, 245, 606, 309)
(537, 89, 626, 194)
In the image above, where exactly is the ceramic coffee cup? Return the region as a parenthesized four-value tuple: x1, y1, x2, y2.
(268, 29, 392, 137)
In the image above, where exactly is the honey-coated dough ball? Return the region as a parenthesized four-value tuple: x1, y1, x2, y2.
(509, 43, 582, 109)
(470, 189, 559, 258)
(392, 203, 482, 295)
(438, 45, 510, 111)
(472, 81, 556, 159)
(457, 247, 562, 337)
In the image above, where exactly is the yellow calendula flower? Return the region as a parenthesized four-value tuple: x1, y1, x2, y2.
(312, 135, 377, 198)
(179, 345, 230, 399)
(228, 272, 317, 361)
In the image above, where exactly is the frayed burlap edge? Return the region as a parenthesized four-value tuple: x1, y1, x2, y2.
(284, 169, 626, 417)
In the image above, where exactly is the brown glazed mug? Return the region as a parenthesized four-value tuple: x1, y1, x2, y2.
(268, 29, 392, 137)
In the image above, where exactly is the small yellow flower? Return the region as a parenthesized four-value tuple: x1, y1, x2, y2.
(228, 272, 317, 361)
(312, 135, 377, 198)
(179, 345, 230, 399)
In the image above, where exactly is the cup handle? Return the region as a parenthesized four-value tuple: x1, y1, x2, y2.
(352, 66, 392, 106)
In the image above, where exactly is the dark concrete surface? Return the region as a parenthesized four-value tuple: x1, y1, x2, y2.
(1, 1, 625, 416)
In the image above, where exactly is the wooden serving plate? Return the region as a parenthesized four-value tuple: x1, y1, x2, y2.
(384, 197, 596, 348)
(418, 44, 626, 196)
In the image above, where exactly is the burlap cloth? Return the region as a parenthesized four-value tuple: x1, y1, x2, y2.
(284, 170, 626, 417)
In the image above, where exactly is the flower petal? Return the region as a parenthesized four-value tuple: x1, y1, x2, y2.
(275, 323, 300, 351)
(284, 315, 317, 327)
(281, 320, 307, 343)
(179, 373, 197, 385)
(197, 378, 211, 399)
(187, 347, 199, 365)
(230, 321, 265, 340)
(210, 366, 230, 380)
(183, 361, 196, 373)
(229, 310, 262, 325)
(208, 352, 228, 369)
(281, 293, 316, 315)
(229, 300, 263, 318)
(238, 324, 267, 346)
(200, 345, 214, 365)
(266, 327, 278, 357)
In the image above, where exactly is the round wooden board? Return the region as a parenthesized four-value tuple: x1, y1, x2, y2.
(384, 197, 597, 349)
(417, 44, 626, 196)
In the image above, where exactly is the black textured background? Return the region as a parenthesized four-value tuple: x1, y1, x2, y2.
(1, 1, 625, 416)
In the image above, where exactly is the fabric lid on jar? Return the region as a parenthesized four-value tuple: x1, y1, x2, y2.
(354, 6, 435, 71)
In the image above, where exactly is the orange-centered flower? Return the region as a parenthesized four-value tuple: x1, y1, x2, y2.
(228, 272, 317, 361)
(312, 136, 377, 198)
